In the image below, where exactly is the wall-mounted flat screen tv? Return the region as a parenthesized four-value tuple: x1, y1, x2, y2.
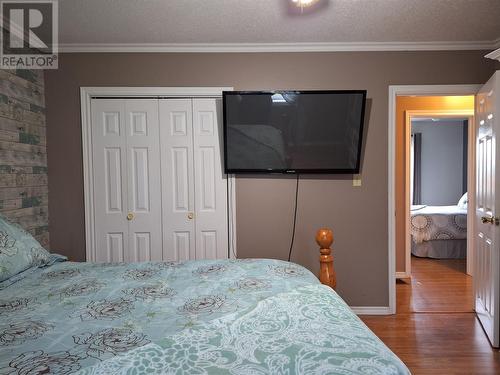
(223, 90, 366, 174)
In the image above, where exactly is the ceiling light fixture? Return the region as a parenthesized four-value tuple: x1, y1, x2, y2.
(291, 0, 320, 10)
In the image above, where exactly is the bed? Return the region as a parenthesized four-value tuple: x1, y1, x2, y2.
(410, 203, 467, 259)
(0, 217, 409, 374)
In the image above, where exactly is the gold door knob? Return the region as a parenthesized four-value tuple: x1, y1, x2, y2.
(187, 212, 194, 220)
(481, 216, 499, 225)
(126, 212, 134, 221)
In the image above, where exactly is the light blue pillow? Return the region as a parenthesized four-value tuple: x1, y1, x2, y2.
(0, 213, 51, 282)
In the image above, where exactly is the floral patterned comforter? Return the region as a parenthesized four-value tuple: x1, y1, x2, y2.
(410, 205, 467, 244)
(0, 259, 409, 374)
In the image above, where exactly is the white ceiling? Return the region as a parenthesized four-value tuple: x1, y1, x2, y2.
(59, 0, 500, 51)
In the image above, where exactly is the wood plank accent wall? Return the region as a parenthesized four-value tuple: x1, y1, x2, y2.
(0, 70, 49, 248)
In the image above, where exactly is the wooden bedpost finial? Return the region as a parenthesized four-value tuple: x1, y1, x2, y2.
(316, 228, 333, 249)
(316, 228, 336, 289)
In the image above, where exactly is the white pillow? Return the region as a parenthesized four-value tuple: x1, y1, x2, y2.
(458, 192, 468, 209)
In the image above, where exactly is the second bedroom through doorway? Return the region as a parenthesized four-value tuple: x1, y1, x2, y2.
(395, 95, 475, 314)
(410, 117, 469, 261)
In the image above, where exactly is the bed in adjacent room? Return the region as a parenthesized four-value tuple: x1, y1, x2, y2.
(410, 193, 468, 259)
(0, 216, 409, 374)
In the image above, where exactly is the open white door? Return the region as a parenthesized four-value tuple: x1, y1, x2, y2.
(475, 71, 500, 347)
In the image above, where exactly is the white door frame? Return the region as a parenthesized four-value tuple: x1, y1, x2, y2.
(80, 86, 236, 262)
(388, 84, 481, 314)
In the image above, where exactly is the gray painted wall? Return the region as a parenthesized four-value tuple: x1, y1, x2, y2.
(411, 120, 465, 205)
(44, 51, 499, 307)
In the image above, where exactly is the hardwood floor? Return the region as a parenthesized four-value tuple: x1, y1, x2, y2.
(397, 256, 473, 313)
(362, 313, 500, 374)
(361, 257, 500, 375)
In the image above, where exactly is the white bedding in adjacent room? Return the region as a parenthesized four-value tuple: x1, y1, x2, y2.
(411, 205, 467, 215)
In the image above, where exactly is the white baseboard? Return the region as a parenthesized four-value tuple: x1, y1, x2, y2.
(350, 306, 393, 315)
(395, 271, 411, 279)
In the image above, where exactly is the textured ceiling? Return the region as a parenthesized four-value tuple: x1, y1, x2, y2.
(58, 0, 500, 45)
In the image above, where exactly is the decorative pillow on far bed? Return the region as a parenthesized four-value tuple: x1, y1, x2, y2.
(458, 192, 468, 209)
(0, 213, 51, 282)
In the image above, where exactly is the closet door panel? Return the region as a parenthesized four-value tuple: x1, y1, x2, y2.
(91, 96, 232, 263)
(173, 231, 191, 260)
(91, 99, 128, 262)
(106, 233, 125, 262)
(133, 232, 151, 262)
(193, 98, 228, 259)
(159, 99, 196, 261)
(125, 99, 162, 261)
(104, 148, 123, 212)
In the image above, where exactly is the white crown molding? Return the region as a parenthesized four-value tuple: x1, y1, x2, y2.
(59, 40, 499, 53)
(485, 47, 500, 62)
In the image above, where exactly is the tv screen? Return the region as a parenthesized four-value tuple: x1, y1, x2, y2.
(223, 90, 367, 174)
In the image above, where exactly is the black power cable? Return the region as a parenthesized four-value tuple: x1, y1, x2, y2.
(228, 176, 237, 259)
(288, 174, 300, 262)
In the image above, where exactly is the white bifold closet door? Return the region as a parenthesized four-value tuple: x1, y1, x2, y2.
(91, 99, 162, 262)
(159, 98, 228, 261)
